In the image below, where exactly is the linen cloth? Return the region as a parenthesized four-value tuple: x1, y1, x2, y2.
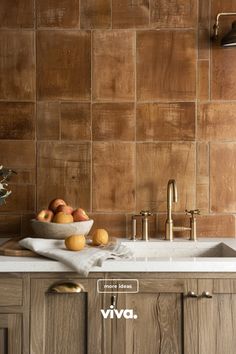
(19, 237, 133, 276)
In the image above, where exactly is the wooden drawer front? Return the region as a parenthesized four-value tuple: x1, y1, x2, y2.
(0, 278, 23, 306)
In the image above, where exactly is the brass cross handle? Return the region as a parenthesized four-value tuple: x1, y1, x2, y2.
(185, 209, 200, 217)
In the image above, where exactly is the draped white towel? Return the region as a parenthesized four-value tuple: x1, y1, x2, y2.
(19, 237, 133, 277)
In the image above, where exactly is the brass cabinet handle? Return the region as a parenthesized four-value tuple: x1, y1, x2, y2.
(111, 295, 116, 307)
(48, 282, 85, 294)
(201, 291, 213, 299)
(186, 291, 198, 298)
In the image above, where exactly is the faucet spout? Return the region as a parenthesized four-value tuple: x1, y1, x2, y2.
(166, 179, 178, 241)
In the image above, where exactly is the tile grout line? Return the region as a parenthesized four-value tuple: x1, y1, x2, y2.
(90, 30, 93, 214)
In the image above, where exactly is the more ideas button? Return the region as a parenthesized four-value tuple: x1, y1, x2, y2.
(97, 279, 139, 293)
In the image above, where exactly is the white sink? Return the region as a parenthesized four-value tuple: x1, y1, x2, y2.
(122, 240, 236, 259)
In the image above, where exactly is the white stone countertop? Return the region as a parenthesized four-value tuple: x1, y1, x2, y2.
(1, 238, 236, 273)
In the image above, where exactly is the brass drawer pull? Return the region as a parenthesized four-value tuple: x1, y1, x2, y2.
(201, 291, 213, 299)
(48, 282, 85, 294)
(187, 291, 198, 298)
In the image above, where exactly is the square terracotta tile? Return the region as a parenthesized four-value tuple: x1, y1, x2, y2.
(0, 0, 34, 28)
(196, 184, 209, 212)
(211, 1, 236, 99)
(0, 102, 35, 140)
(36, 0, 80, 28)
(89, 213, 127, 237)
(136, 102, 195, 141)
(0, 141, 36, 168)
(37, 102, 60, 140)
(137, 30, 196, 101)
(37, 142, 91, 210)
(198, 103, 236, 141)
(61, 103, 91, 141)
(112, 0, 149, 28)
(37, 30, 91, 100)
(0, 215, 21, 237)
(197, 142, 209, 183)
(92, 142, 135, 211)
(197, 214, 236, 238)
(80, 0, 111, 29)
(197, 61, 209, 100)
(150, 0, 197, 28)
(210, 143, 236, 212)
(0, 141, 36, 186)
(0, 31, 35, 100)
(136, 143, 196, 212)
(92, 103, 135, 141)
(93, 30, 135, 101)
(196, 142, 209, 211)
(0, 185, 35, 212)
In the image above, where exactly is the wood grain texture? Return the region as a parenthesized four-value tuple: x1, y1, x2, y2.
(0, 0, 34, 28)
(198, 60, 209, 100)
(0, 238, 37, 257)
(150, 0, 197, 28)
(112, 0, 149, 28)
(37, 102, 60, 140)
(102, 278, 197, 354)
(61, 103, 91, 141)
(198, 279, 236, 354)
(37, 30, 91, 100)
(92, 142, 135, 211)
(93, 30, 135, 101)
(37, 141, 91, 210)
(137, 30, 196, 100)
(31, 278, 89, 354)
(0, 30, 35, 100)
(80, 0, 111, 29)
(137, 102, 195, 141)
(198, 103, 236, 141)
(36, 0, 80, 28)
(210, 143, 236, 212)
(0, 314, 22, 354)
(0, 278, 22, 306)
(92, 103, 135, 141)
(0, 102, 35, 140)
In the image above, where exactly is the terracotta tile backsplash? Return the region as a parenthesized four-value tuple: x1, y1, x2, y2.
(137, 30, 196, 100)
(1, 0, 236, 238)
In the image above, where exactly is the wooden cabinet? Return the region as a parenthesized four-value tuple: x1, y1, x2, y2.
(102, 278, 198, 354)
(30, 278, 101, 354)
(2, 273, 236, 354)
(0, 314, 22, 354)
(0, 274, 29, 354)
(198, 279, 236, 354)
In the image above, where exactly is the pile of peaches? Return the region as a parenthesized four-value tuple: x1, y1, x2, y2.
(36, 198, 89, 224)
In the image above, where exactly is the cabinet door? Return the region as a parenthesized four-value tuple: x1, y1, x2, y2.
(102, 278, 198, 354)
(198, 279, 236, 354)
(31, 278, 100, 354)
(0, 314, 22, 354)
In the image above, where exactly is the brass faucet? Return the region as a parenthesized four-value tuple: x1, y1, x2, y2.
(131, 210, 153, 241)
(165, 179, 200, 241)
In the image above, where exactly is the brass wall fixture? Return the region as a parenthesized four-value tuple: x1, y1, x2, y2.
(212, 12, 236, 46)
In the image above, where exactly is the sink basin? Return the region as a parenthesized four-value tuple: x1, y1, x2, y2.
(122, 240, 236, 259)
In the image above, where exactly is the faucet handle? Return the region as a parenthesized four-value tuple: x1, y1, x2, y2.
(140, 210, 153, 217)
(185, 209, 200, 217)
